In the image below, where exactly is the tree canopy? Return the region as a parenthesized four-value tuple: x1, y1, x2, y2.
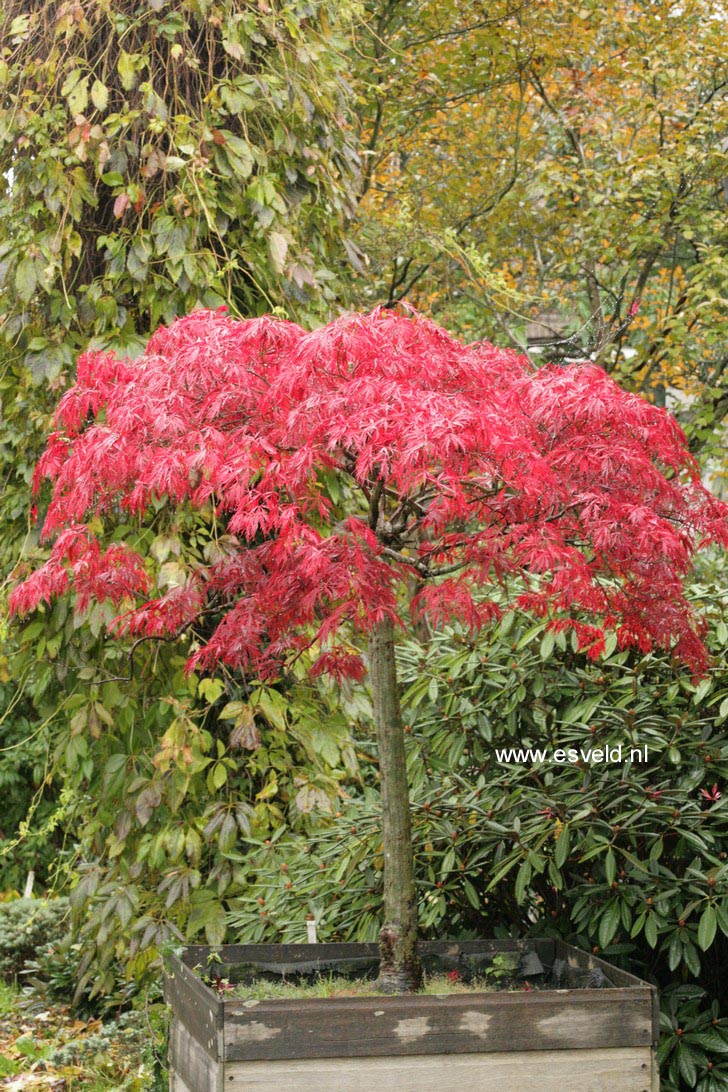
(0, 0, 361, 580)
(12, 306, 727, 675)
(355, 0, 728, 449)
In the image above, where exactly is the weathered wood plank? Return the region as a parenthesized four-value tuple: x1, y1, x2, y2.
(556, 940, 660, 1045)
(424, 938, 555, 960)
(181, 942, 380, 969)
(651, 1049, 661, 1091)
(182, 939, 555, 968)
(169, 1066, 194, 1092)
(223, 987, 654, 1061)
(556, 940, 649, 988)
(223, 1047, 656, 1091)
(169, 1020, 222, 1092)
(164, 954, 222, 1060)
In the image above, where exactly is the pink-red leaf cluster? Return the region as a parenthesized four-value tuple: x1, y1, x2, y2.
(11, 306, 728, 678)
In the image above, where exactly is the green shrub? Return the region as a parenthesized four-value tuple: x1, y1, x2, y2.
(0, 897, 69, 980)
(21, 920, 142, 1016)
(0, 673, 64, 893)
(49, 1009, 148, 1069)
(659, 986, 728, 1091)
(226, 565, 728, 1090)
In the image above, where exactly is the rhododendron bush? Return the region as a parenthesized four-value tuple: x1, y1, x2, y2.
(11, 306, 728, 990)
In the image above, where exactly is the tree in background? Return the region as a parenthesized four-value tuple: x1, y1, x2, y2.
(355, 0, 728, 452)
(352, 0, 526, 305)
(11, 305, 728, 988)
(0, 0, 362, 909)
(0, 0, 360, 570)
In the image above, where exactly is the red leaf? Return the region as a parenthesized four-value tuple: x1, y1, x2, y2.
(10, 306, 728, 687)
(113, 192, 130, 218)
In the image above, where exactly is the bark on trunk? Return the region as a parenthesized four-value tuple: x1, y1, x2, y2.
(368, 615, 422, 993)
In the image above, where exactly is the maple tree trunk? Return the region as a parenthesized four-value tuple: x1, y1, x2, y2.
(368, 615, 423, 992)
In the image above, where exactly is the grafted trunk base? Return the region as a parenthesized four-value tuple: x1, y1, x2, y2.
(377, 924, 422, 993)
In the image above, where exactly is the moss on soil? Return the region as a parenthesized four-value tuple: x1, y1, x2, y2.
(227, 973, 500, 1001)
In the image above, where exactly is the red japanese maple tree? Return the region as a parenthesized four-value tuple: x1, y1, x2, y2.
(11, 306, 728, 991)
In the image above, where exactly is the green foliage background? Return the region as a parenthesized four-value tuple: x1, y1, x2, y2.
(226, 564, 728, 1090)
(0, 0, 361, 571)
(0, 0, 362, 924)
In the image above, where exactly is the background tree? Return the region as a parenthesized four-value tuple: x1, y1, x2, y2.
(0, 0, 360, 558)
(11, 305, 728, 989)
(354, 0, 728, 456)
(0, 0, 362, 920)
(352, 0, 527, 304)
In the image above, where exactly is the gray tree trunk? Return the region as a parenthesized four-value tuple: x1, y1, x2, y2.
(368, 615, 422, 992)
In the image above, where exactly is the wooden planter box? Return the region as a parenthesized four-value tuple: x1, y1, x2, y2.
(164, 940, 659, 1091)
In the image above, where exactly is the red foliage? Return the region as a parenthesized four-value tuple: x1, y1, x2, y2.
(10, 306, 728, 677)
(700, 784, 721, 804)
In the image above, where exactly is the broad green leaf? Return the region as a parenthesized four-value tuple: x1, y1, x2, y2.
(515, 859, 531, 904)
(693, 677, 713, 705)
(91, 79, 109, 111)
(220, 701, 246, 720)
(554, 825, 570, 868)
(677, 1042, 697, 1087)
(224, 135, 255, 177)
(716, 902, 728, 937)
(697, 904, 717, 951)
(462, 878, 480, 909)
(199, 678, 225, 704)
(604, 848, 616, 886)
(61, 68, 83, 97)
(15, 257, 37, 301)
(118, 51, 137, 91)
(644, 913, 658, 948)
(268, 231, 289, 273)
(599, 900, 621, 948)
(67, 76, 89, 116)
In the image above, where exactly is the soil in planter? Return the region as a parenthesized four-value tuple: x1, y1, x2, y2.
(204, 948, 611, 1000)
(227, 971, 503, 1001)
